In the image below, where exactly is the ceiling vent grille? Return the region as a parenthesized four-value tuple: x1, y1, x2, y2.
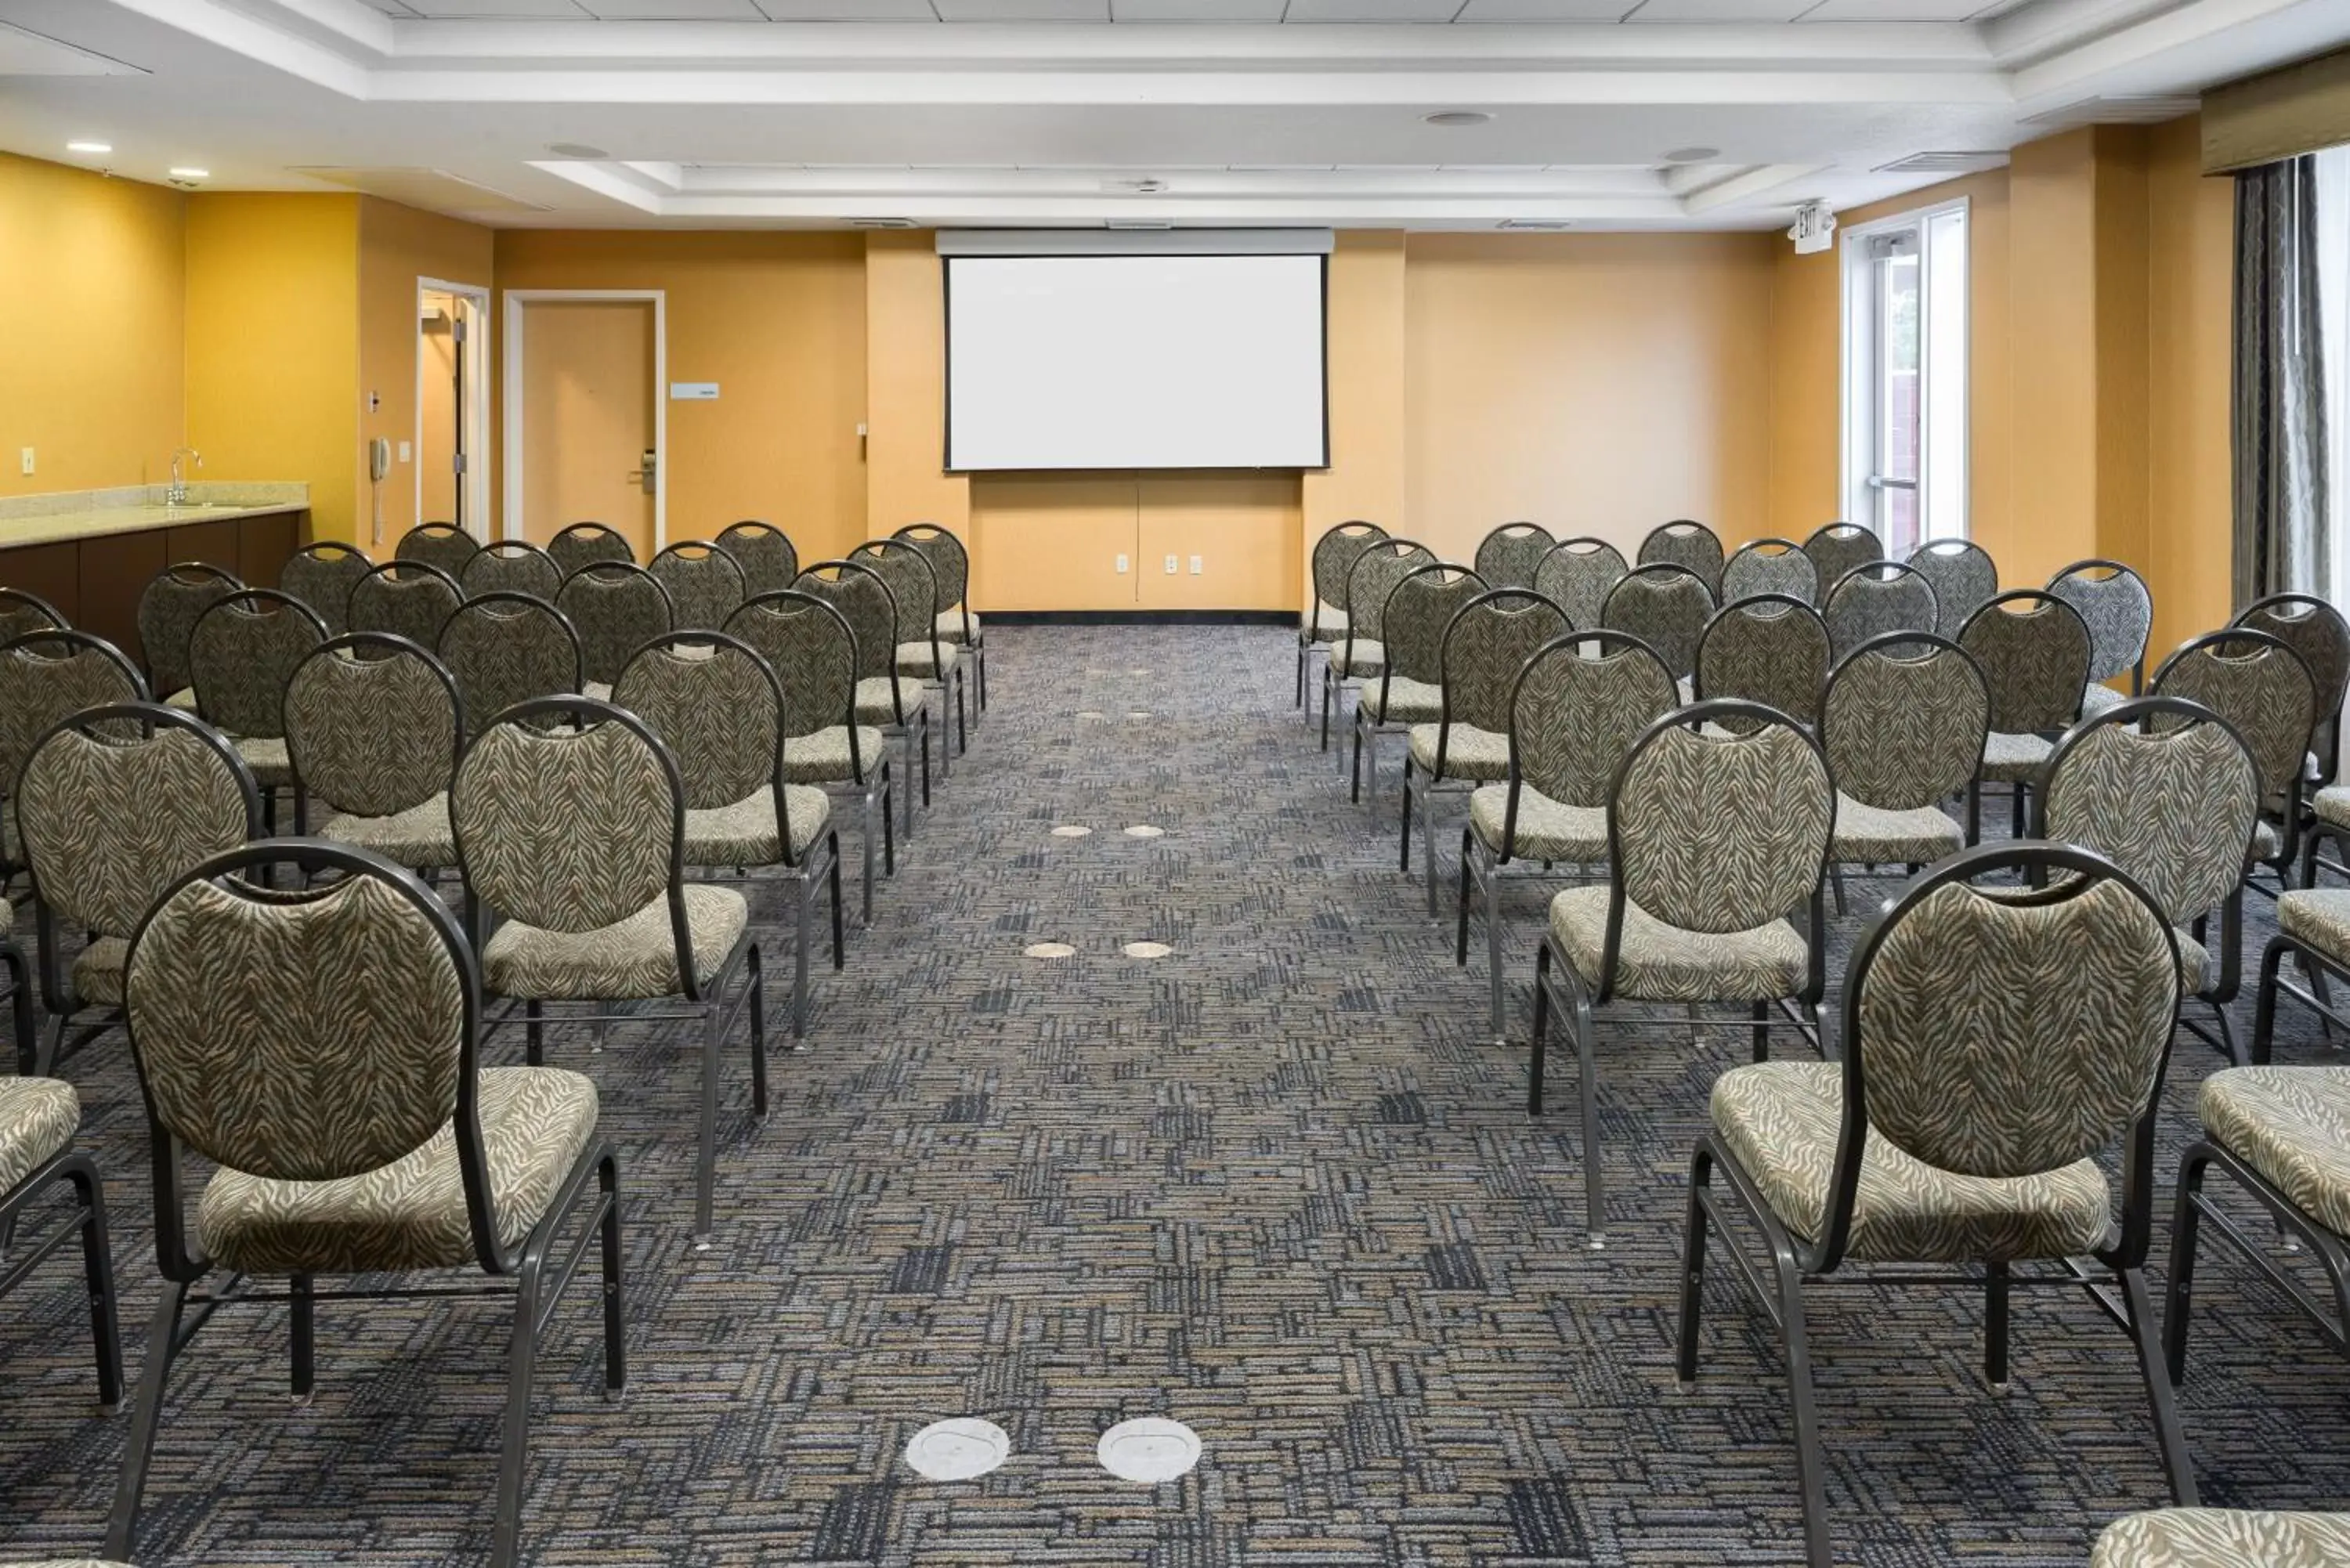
(1498, 219, 1573, 230)
(846, 216, 918, 229)
(1106, 219, 1174, 230)
(2021, 96, 2200, 128)
(1874, 151, 2008, 175)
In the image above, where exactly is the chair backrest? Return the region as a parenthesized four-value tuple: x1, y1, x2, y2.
(395, 522, 479, 580)
(2043, 697, 2259, 925)
(1307, 521, 1386, 633)
(613, 634, 794, 859)
(277, 542, 371, 638)
(348, 560, 463, 656)
(1694, 594, 1830, 732)
(437, 593, 583, 735)
(1636, 519, 1724, 594)
(190, 588, 327, 740)
(1905, 537, 1998, 636)
(1721, 538, 1819, 607)
(0, 630, 147, 803)
(284, 634, 461, 821)
(1820, 632, 1987, 811)
(2149, 628, 2316, 804)
(1533, 537, 1629, 631)
(0, 587, 66, 644)
(1957, 590, 2092, 735)
(548, 521, 636, 576)
(793, 560, 899, 687)
(459, 540, 563, 602)
(1340, 539, 1436, 646)
(1802, 522, 1883, 592)
(2048, 558, 2153, 687)
(849, 537, 942, 652)
(1437, 588, 1569, 740)
(2234, 592, 2350, 740)
(555, 562, 674, 687)
(724, 591, 864, 757)
(1600, 562, 1716, 681)
(1379, 562, 1484, 689)
(1508, 631, 1680, 813)
(649, 540, 750, 630)
(893, 523, 971, 627)
(718, 521, 801, 599)
(1473, 522, 1556, 590)
(18, 703, 260, 941)
(1822, 560, 1940, 661)
(136, 561, 241, 696)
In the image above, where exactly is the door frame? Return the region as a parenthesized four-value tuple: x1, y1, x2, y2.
(416, 276, 493, 540)
(501, 287, 668, 549)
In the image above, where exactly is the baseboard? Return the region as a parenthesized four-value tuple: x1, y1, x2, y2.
(982, 609, 1300, 627)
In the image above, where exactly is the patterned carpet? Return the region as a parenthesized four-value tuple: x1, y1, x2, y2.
(2, 622, 2349, 1567)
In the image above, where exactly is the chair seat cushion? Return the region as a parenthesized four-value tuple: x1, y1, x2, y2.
(1470, 782, 1606, 862)
(1357, 674, 1442, 725)
(2278, 887, 2350, 968)
(1712, 1060, 2114, 1263)
(1980, 730, 2053, 783)
(2081, 681, 2128, 717)
(935, 607, 979, 644)
(895, 641, 956, 678)
(197, 1066, 598, 1275)
(163, 686, 197, 710)
(1301, 602, 1348, 645)
(234, 735, 295, 789)
(855, 675, 916, 725)
(1549, 885, 1806, 1003)
(1831, 795, 1963, 866)
(2175, 925, 2211, 996)
(320, 793, 455, 868)
(0, 1076, 78, 1196)
(482, 883, 749, 1000)
(2092, 1509, 2350, 1567)
(786, 724, 890, 785)
(682, 785, 830, 867)
(2316, 783, 2350, 833)
(583, 680, 613, 702)
(72, 937, 127, 1008)
(2200, 1065, 2350, 1237)
(2255, 817, 2282, 863)
(1329, 639, 1385, 678)
(1408, 722, 1509, 782)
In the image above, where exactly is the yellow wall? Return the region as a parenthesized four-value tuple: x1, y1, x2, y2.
(1301, 232, 1409, 585)
(2147, 115, 2239, 658)
(360, 197, 493, 543)
(865, 233, 968, 555)
(420, 299, 460, 523)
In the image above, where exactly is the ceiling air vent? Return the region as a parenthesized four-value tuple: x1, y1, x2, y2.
(2021, 96, 2199, 128)
(1874, 151, 2008, 175)
(1106, 219, 1174, 230)
(1498, 219, 1572, 230)
(846, 216, 919, 229)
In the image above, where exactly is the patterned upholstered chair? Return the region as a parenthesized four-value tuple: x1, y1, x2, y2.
(459, 540, 563, 602)
(616, 632, 842, 1037)
(1694, 594, 1830, 732)
(1957, 590, 2092, 840)
(0, 1075, 121, 1409)
(1801, 522, 1882, 593)
(135, 561, 240, 706)
(1678, 842, 2193, 1568)
(395, 521, 480, 580)
(797, 559, 928, 837)
(2152, 628, 2317, 890)
(856, 536, 964, 771)
(894, 523, 984, 721)
(438, 593, 584, 739)
(1297, 521, 1386, 716)
(1455, 631, 1677, 1045)
(1906, 537, 1998, 636)
(2235, 594, 2350, 884)
(1473, 522, 1555, 590)
(1720, 538, 1818, 607)
(547, 520, 636, 576)
(349, 559, 463, 657)
(1531, 701, 1834, 1241)
(2049, 558, 2154, 717)
(1636, 518, 1724, 596)
(1404, 587, 1568, 916)
(1820, 632, 1983, 901)
(287, 633, 463, 873)
(1600, 562, 1716, 689)
(2042, 697, 2260, 1061)
(277, 541, 371, 637)
(188, 588, 326, 820)
(719, 520, 801, 599)
(649, 540, 750, 631)
(0, 630, 147, 878)
(1532, 537, 1629, 632)
(556, 562, 674, 701)
(1354, 562, 1482, 814)
(0, 587, 67, 642)
(2094, 1510, 2350, 1567)
(1325, 538, 1434, 753)
(17, 703, 259, 1076)
(107, 840, 621, 1568)
(454, 697, 764, 1240)
(1820, 560, 1940, 661)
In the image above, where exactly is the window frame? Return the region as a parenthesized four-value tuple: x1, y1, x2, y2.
(1839, 197, 1971, 547)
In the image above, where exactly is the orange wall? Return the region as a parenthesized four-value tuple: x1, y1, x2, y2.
(360, 197, 493, 544)
(420, 302, 460, 522)
(2147, 116, 2239, 658)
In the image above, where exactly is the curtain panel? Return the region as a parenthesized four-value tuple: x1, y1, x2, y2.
(2233, 155, 2331, 609)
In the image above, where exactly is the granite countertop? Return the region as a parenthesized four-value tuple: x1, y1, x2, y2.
(0, 482, 309, 550)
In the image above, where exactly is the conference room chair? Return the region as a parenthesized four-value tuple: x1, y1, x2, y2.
(0, 1074, 121, 1411)
(2094, 1511, 2350, 1567)
(725, 591, 893, 928)
(17, 703, 260, 1077)
(1801, 521, 1882, 592)
(1719, 537, 1818, 606)
(1678, 841, 2194, 1568)
(0, 629, 147, 881)
(1905, 536, 1998, 636)
(1636, 518, 1724, 596)
(1694, 594, 1830, 731)
(135, 560, 240, 707)
(2151, 628, 2316, 891)
(286, 632, 463, 873)
(557, 561, 674, 701)
(2049, 558, 2155, 717)
(1300, 525, 1383, 717)
(0, 586, 66, 643)
(1531, 700, 1833, 1244)
(1818, 632, 1983, 905)
(1599, 562, 1715, 692)
(453, 696, 763, 1242)
(1455, 630, 1677, 1045)
(2232, 594, 2350, 884)
(1957, 589, 2092, 840)
(188, 587, 327, 822)
(1820, 559, 1940, 661)
(1324, 537, 1431, 755)
(717, 519, 801, 600)
(1531, 536, 1629, 633)
(2041, 695, 2260, 1060)
(797, 559, 929, 837)
(1471, 521, 1555, 589)
(548, 519, 636, 576)
(348, 558, 463, 656)
(396, 520, 481, 580)
(650, 539, 750, 631)
(460, 538, 564, 601)
(438, 592, 584, 739)
(1402, 587, 1567, 916)
(895, 522, 985, 721)
(1353, 560, 1480, 814)
(615, 631, 843, 1038)
(106, 840, 622, 1568)
(855, 536, 966, 771)
(277, 540, 370, 636)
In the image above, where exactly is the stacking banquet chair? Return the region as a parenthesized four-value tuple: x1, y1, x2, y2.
(2151, 628, 2317, 891)
(0, 1071, 121, 1411)
(2049, 558, 2153, 717)
(396, 520, 481, 580)
(1531, 701, 1834, 1244)
(649, 540, 749, 631)
(1694, 594, 1830, 732)
(1533, 536, 1629, 633)
(1473, 522, 1555, 590)
(1801, 521, 1882, 593)
(557, 562, 674, 701)
(615, 631, 843, 1037)
(1906, 536, 1998, 637)
(349, 558, 463, 656)
(1456, 630, 1678, 1045)
(17, 703, 259, 1077)
(287, 633, 464, 873)
(1819, 634, 1983, 907)
(2233, 594, 2350, 885)
(1600, 562, 1715, 695)
(105, 840, 623, 1568)
(438, 593, 584, 739)
(188, 587, 327, 827)
(895, 522, 985, 722)
(855, 535, 965, 771)
(460, 539, 564, 602)
(548, 520, 636, 577)
(1820, 559, 1939, 662)
(797, 559, 928, 836)
(135, 561, 240, 707)
(1719, 538, 1818, 607)
(277, 540, 371, 636)
(1353, 560, 1480, 813)
(1636, 518, 1724, 596)
(1402, 587, 1568, 916)
(1676, 842, 2195, 1568)
(1957, 590, 2092, 840)
(1297, 521, 1385, 716)
(718, 519, 800, 600)
(452, 696, 765, 1241)
(2094, 1511, 2350, 1568)
(725, 590, 893, 927)
(1324, 538, 1433, 753)
(0, 586, 67, 642)
(0, 629, 147, 880)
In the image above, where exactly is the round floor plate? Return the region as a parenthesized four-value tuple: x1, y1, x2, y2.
(1050, 825, 1093, 837)
(1075, 710, 1106, 720)
(1125, 710, 1153, 720)
(1123, 825, 1165, 839)
(1123, 941, 1171, 960)
(906, 1418, 1010, 1481)
(1024, 942, 1076, 959)
(1097, 1418, 1201, 1483)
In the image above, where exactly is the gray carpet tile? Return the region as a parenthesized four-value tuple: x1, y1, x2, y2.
(1, 623, 2347, 1566)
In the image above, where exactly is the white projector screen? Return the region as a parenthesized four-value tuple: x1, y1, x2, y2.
(945, 253, 1329, 471)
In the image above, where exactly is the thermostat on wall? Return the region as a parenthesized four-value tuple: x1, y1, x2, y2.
(671, 382, 720, 400)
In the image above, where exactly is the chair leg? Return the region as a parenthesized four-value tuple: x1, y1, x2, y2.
(525, 999, 544, 1067)
(1675, 1140, 1715, 1387)
(1751, 1000, 1770, 1064)
(1455, 829, 1474, 968)
(2164, 1146, 2211, 1385)
(829, 833, 846, 970)
(1572, 982, 1603, 1248)
(2118, 1263, 2200, 1505)
(918, 716, 932, 811)
(1423, 782, 1441, 918)
(1968, 780, 1983, 845)
(1983, 1259, 2008, 1389)
(880, 765, 896, 877)
(599, 1151, 626, 1397)
(859, 788, 878, 928)
(69, 1159, 122, 1411)
(1397, 759, 1414, 865)
(1485, 844, 1507, 1046)
(491, 1259, 543, 1568)
(1529, 941, 1551, 1118)
(5, 941, 33, 1078)
(956, 670, 969, 757)
(794, 868, 814, 1042)
(290, 1273, 315, 1405)
(2252, 935, 2287, 1066)
(105, 1277, 191, 1563)
(34, 1011, 65, 1077)
(747, 943, 770, 1111)
(1829, 865, 1847, 918)
(1320, 668, 1333, 752)
(694, 1003, 721, 1245)
(1773, 1254, 1836, 1568)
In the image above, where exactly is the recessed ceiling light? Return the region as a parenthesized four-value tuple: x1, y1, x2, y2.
(1663, 146, 1720, 164)
(546, 142, 608, 160)
(168, 167, 208, 179)
(66, 140, 110, 154)
(1424, 110, 1493, 128)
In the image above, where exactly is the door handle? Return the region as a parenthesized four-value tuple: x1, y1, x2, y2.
(625, 449, 657, 493)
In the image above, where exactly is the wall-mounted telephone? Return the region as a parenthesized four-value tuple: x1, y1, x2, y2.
(368, 437, 391, 545)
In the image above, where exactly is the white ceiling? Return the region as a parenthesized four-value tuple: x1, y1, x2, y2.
(0, 0, 2341, 229)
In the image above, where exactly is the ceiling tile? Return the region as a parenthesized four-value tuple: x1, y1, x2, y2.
(1282, 0, 1466, 20)
(1112, 0, 1289, 17)
(1622, 0, 1810, 19)
(1456, 0, 1641, 16)
(752, 0, 937, 13)
(403, 0, 594, 16)
(933, 0, 1112, 16)
(580, 0, 767, 15)
(1799, 0, 1987, 16)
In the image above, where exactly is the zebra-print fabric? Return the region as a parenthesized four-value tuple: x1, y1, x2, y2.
(613, 641, 778, 811)
(349, 565, 462, 655)
(1512, 641, 1679, 809)
(0, 1076, 78, 1197)
(0, 591, 64, 645)
(1381, 569, 1484, 687)
(1340, 542, 1434, 646)
(851, 544, 941, 650)
(718, 523, 801, 598)
(1721, 541, 1818, 606)
(479, 883, 745, 1001)
(319, 795, 455, 869)
(454, 718, 677, 935)
(395, 526, 479, 580)
(894, 527, 968, 617)
(1469, 782, 1605, 862)
(1473, 525, 1554, 590)
(1356, 674, 1442, 724)
(1822, 643, 1986, 811)
(794, 568, 898, 682)
(2048, 563, 2153, 684)
(780, 724, 886, 786)
(1614, 722, 1831, 936)
(1601, 568, 1714, 682)
(683, 786, 830, 866)
(650, 546, 749, 631)
(548, 523, 635, 576)
(1309, 524, 1386, 624)
(1961, 597, 2091, 734)
(2200, 1067, 2350, 1239)
(2280, 887, 2350, 966)
(459, 543, 563, 602)
(2153, 641, 2316, 804)
(0, 639, 143, 794)
(1696, 600, 1829, 731)
(1549, 887, 1806, 1003)
(278, 546, 371, 637)
(1636, 522, 1724, 594)
(17, 725, 252, 938)
(1802, 524, 1882, 591)
(1822, 566, 1940, 661)
(284, 645, 457, 819)
(438, 597, 581, 738)
(1830, 797, 1963, 865)
(2238, 598, 2350, 720)
(2092, 1508, 2350, 1567)
(136, 567, 239, 698)
(1442, 594, 1567, 733)
(1408, 721, 1508, 782)
(558, 566, 674, 688)
(190, 595, 323, 740)
(1906, 540, 1998, 636)
(1533, 540, 1628, 631)
(724, 594, 857, 742)
(2044, 721, 2258, 926)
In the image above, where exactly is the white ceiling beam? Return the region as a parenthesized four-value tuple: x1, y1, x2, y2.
(1675, 159, 1822, 210)
(98, 0, 381, 91)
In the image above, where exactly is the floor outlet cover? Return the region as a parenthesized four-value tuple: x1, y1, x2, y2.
(906, 1418, 1011, 1481)
(1097, 1418, 1201, 1483)
(1050, 825, 1093, 837)
(1123, 941, 1172, 959)
(1024, 942, 1076, 959)
(1123, 824, 1165, 838)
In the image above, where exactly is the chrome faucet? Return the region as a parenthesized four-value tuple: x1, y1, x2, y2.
(167, 447, 201, 506)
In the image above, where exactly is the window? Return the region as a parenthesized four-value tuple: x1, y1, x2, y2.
(1841, 201, 1969, 553)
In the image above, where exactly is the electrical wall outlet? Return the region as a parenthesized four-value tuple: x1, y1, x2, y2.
(1189, 555, 1202, 575)
(1115, 553, 1129, 573)
(17, 448, 31, 477)
(1164, 554, 1178, 574)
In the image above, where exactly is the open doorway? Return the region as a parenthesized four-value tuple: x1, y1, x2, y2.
(418, 277, 492, 539)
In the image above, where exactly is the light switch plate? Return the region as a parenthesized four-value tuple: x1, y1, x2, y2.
(396, 440, 412, 462)
(1164, 554, 1178, 574)
(1189, 555, 1202, 575)
(17, 448, 31, 476)
(1115, 553, 1129, 573)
